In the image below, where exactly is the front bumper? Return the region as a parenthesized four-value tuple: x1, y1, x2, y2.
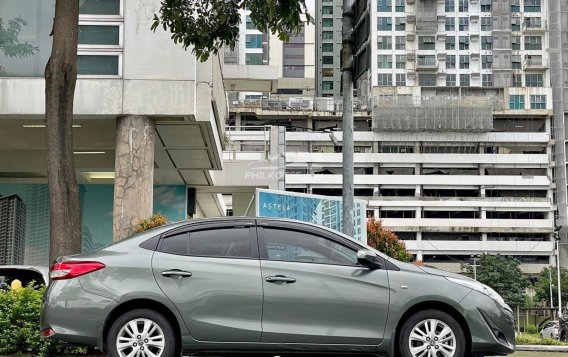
(41, 278, 116, 346)
(459, 291, 516, 355)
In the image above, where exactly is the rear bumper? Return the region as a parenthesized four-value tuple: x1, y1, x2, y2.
(41, 279, 116, 346)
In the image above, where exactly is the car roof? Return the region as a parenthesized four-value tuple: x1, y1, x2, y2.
(0, 265, 49, 284)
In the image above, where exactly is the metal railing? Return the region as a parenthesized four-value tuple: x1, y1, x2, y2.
(229, 96, 370, 112)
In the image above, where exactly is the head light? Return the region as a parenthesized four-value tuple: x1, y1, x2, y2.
(446, 277, 506, 306)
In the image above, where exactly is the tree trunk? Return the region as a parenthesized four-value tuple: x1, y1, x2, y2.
(44, 0, 81, 264)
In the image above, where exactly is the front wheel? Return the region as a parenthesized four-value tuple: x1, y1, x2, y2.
(399, 309, 466, 357)
(107, 308, 177, 357)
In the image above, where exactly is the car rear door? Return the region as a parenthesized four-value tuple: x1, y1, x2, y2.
(152, 220, 263, 342)
(257, 220, 390, 346)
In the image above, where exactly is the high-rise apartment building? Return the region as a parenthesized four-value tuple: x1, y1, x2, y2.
(0, 194, 26, 265)
(315, 0, 343, 97)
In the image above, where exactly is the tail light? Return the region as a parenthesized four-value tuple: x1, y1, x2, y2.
(49, 261, 105, 280)
(41, 327, 55, 338)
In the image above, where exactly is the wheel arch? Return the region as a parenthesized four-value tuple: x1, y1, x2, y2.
(394, 300, 472, 357)
(100, 298, 182, 354)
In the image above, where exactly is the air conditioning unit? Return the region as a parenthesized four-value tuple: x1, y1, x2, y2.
(312, 146, 319, 152)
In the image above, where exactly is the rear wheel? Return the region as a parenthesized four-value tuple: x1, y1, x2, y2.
(399, 309, 466, 357)
(107, 308, 177, 357)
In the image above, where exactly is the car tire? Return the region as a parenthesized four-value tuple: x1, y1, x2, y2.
(399, 309, 466, 357)
(107, 308, 178, 357)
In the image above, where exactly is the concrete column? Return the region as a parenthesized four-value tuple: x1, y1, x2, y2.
(373, 186, 379, 196)
(235, 113, 242, 129)
(480, 208, 487, 219)
(113, 115, 155, 242)
(415, 184, 422, 197)
(417, 251, 423, 261)
(416, 206, 422, 218)
(416, 231, 422, 241)
(481, 233, 488, 241)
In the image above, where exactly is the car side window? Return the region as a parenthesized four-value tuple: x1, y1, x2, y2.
(263, 228, 358, 266)
(159, 228, 252, 258)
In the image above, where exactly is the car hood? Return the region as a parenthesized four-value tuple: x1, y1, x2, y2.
(417, 265, 472, 280)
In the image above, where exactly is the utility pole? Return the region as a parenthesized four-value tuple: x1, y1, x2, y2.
(549, 267, 555, 312)
(341, 0, 355, 237)
(471, 254, 480, 280)
(555, 226, 563, 317)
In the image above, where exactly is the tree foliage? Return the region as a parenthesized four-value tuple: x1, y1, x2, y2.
(367, 217, 413, 262)
(461, 254, 529, 306)
(533, 267, 568, 308)
(0, 16, 38, 73)
(152, 0, 314, 62)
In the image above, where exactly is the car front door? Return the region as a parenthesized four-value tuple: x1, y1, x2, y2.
(257, 221, 390, 346)
(152, 220, 263, 342)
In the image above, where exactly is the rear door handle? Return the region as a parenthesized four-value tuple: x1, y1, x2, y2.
(162, 270, 192, 278)
(266, 275, 296, 284)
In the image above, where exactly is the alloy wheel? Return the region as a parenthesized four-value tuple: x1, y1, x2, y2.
(116, 318, 166, 357)
(408, 318, 457, 357)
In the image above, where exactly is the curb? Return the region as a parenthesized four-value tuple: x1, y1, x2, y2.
(517, 345, 568, 352)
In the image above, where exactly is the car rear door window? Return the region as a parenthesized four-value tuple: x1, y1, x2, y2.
(159, 228, 252, 258)
(263, 228, 357, 266)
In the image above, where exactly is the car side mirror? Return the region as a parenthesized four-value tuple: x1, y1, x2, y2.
(357, 249, 383, 270)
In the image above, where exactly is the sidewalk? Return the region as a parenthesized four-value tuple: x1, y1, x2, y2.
(517, 345, 568, 352)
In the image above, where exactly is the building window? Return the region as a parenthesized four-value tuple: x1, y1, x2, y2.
(396, 73, 406, 86)
(511, 36, 521, 50)
(512, 73, 522, 87)
(246, 16, 256, 30)
(378, 17, 392, 30)
(322, 68, 334, 77)
(530, 95, 546, 109)
(481, 17, 492, 31)
(78, 25, 120, 46)
(511, 17, 521, 31)
(481, 36, 493, 50)
(77, 54, 120, 75)
(458, 0, 468, 12)
(395, 36, 406, 49)
(245, 53, 263, 65)
(323, 56, 334, 64)
(396, 55, 406, 68)
(445, 17, 455, 31)
(378, 36, 392, 49)
(459, 55, 469, 69)
(459, 36, 469, 50)
(459, 17, 469, 31)
(419, 36, 435, 50)
(395, 0, 405, 12)
(322, 43, 333, 52)
(418, 55, 436, 67)
(446, 55, 456, 69)
(323, 31, 334, 40)
(482, 55, 492, 69)
(512, 55, 522, 69)
(395, 17, 406, 31)
(460, 74, 470, 86)
(511, 0, 520, 12)
(525, 73, 544, 87)
(322, 6, 334, 14)
(322, 81, 334, 90)
(525, 36, 542, 50)
(482, 74, 493, 87)
(445, 0, 455, 12)
(378, 73, 393, 86)
(524, 0, 541, 12)
(446, 36, 456, 50)
(446, 74, 456, 86)
(377, 0, 392, 12)
(322, 18, 333, 27)
(419, 73, 436, 86)
(480, 0, 491, 12)
(378, 55, 392, 68)
(79, 0, 121, 15)
(509, 95, 525, 109)
(245, 34, 263, 48)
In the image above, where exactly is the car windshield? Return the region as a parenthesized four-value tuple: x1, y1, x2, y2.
(0, 268, 45, 290)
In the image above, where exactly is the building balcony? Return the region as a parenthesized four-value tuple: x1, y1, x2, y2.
(523, 58, 549, 70)
(522, 20, 547, 33)
(416, 58, 439, 70)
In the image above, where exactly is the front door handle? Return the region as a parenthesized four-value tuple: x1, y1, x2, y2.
(162, 270, 192, 278)
(266, 275, 296, 284)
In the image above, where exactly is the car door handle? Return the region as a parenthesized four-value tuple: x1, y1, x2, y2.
(162, 270, 192, 278)
(266, 275, 296, 284)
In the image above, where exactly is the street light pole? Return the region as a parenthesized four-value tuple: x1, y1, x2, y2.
(549, 267, 555, 311)
(557, 239, 562, 317)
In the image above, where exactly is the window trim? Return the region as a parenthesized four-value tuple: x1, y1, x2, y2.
(78, 21, 123, 49)
(77, 51, 123, 78)
(78, 0, 124, 20)
(157, 221, 259, 259)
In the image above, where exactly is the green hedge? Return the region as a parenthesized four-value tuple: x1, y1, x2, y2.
(516, 332, 568, 346)
(0, 285, 88, 357)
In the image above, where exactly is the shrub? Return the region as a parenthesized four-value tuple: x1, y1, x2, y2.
(367, 217, 413, 262)
(525, 324, 538, 334)
(134, 213, 168, 233)
(0, 285, 88, 356)
(516, 332, 564, 346)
